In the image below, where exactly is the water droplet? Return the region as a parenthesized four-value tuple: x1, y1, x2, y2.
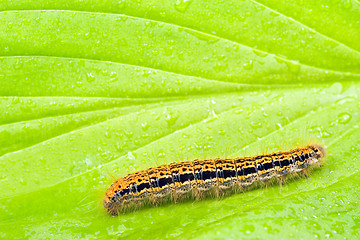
(11, 97, 20, 104)
(118, 0, 126, 9)
(100, 151, 115, 161)
(84, 32, 91, 40)
(243, 224, 255, 234)
(20, 178, 26, 185)
(175, 79, 183, 85)
(250, 121, 262, 129)
(243, 60, 253, 70)
(213, 62, 228, 72)
(182, 133, 191, 138)
(165, 112, 180, 127)
(218, 130, 226, 135)
(127, 151, 135, 160)
(84, 157, 94, 167)
(174, 0, 193, 13)
(141, 122, 150, 131)
(87, 72, 95, 82)
(203, 144, 212, 151)
(110, 71, 117, 81)
(335, 96, 354, 105)
(205, 110, 219, 123)
(193, 142, 203, 150)
(104, 131, 111, 138)
(14, 59, 23, 69)
(286, 60, 300, 73)
(338, 112, 351, 124)
(123, 130, 133, 138)
(234, 109, 243, 114)
(157, 150, 166, 158)
(317, 127, 332, 138)
(164, 46, 174, 56)
(75, 81, 83, 87)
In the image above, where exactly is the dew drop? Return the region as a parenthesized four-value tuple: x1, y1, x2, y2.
(203, 144, 212, 151)
(218, 130, 226, 135)
(84, 32, 91, 40)
(174, 0, 193, 13)
(127, 151, 136, 160)
(165, 112, 180, 127)
(12, 97, 20, 104)
(104, 131, 111, 138)
(75, 81, 83, 87)
(175, 79, 183, 85)
(87, 72, 95, 83)
(123, 130, 134, 138)
(335, 96, 354, 105)
(118, 0, 126, 9)
(286, 60, 300, 73)
(250, 121, 262, 129)
(318, 128, 332, 138)
(157, 150, 166, 158)
(182, 133, 191, 138)
(338, 112, 352, 124)
(193, 142, 202, 150)
(141, 122, 150, 131)
(243, 60, 253, 70)
(14, 59, 23, 69)
(213, 62, 228, 72)
(20, 178, 26, 185)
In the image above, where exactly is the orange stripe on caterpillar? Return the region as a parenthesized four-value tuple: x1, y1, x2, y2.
(104, 144, 325, 215)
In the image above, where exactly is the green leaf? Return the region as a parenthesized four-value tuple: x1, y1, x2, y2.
(1, 0, 359, 239)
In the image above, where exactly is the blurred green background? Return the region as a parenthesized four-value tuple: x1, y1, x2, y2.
(0, 0, 359, 239)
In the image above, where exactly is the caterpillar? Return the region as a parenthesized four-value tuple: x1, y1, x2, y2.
(104, 144, 325, 215)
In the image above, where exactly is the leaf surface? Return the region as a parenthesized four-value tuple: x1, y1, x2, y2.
(0, 0, 359, 239)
